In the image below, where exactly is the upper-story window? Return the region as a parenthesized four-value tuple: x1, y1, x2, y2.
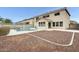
(43, 15, 49, 18)
(36, 17, 39, 20)
(26, 22, 29, 25)
(54, 12, 60, 16)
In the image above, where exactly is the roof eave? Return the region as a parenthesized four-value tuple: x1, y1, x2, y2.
(65, 9, 71, 16)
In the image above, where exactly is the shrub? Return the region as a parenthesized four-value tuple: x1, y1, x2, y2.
(0, 27, 10, 36)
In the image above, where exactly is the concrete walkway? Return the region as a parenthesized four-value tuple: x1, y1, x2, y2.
(7, 29, 79, 36)
(7, 29, 36, 36)
(46, 29, 79, 33)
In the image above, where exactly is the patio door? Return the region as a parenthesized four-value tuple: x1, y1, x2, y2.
(48, 22, 51, 28)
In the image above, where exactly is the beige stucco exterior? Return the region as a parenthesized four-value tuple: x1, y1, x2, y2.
(17, 8, 70, 30)
(34, 10, 70, 30)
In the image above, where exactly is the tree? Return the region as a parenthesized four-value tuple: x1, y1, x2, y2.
(0, 17, 3, 21)
(4, 19, 13, 24)
(0, 16, 13, 24)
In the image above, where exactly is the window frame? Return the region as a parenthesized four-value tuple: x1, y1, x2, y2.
(56, 22, 59, 26)
(60, 21, 63, 27)
(39, 22, 45, 27)
(36, 17, 39, 20)
(54, 12, 60, 16)
(25, 22, 30, 25)
(43, 15, 49, 18)
(52, 22, 55, 27)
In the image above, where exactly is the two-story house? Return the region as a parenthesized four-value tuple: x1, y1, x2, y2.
(16, 7, 70, 30)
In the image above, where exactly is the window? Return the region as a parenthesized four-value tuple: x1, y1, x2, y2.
(56, 22, 59, 26)
(39, 22, 45, 27)
(26, 22, 29, 25)
(43, 15, 49, 18)
(53, 22, 55, 27)
(36, 17, 39, 20)
(54, 12, 60, 16)
(52, 21, 63, 27)
(60, 21, 63, 27)
(43, 16, 46, 18)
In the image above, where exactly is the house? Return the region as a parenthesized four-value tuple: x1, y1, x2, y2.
(16, 7, 71, 30)
(69, 20, 79, 29)
(69, 20, 77, 29)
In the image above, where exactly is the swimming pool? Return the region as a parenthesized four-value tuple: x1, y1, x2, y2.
(15, 25, 36, 31)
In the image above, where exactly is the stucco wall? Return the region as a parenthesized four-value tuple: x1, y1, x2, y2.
(20, 9, 70, 30)
(35, 10, 70, 29)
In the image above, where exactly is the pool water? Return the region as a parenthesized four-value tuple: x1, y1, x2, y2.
(15, 25, 36, 31)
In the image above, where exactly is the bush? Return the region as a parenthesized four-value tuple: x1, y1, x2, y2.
(0, 27, 10, 36)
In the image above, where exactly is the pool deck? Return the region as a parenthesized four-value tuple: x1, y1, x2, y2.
(7, 29, 79, 36)
(7, 29, 37, 36)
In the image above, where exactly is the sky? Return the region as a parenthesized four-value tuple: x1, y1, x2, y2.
(0, 7, 79, 23)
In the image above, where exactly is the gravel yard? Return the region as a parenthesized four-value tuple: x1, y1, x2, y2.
(29, 30, 73, 44)
(0, 30, 79, 52)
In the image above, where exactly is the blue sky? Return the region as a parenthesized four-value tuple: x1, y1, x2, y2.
(0, 7, 79, 23)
